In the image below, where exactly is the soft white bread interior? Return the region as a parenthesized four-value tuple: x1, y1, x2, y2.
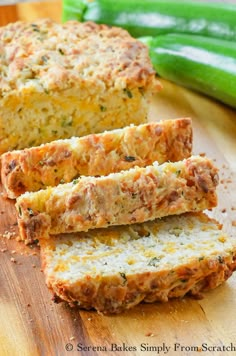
(40, 212, 236, 314)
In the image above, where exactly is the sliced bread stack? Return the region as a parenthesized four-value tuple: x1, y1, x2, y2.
(1, 19, 235, 315)
(2, 118, 236, 314)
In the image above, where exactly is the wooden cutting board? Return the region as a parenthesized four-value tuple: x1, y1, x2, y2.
(0, 79, 236, 356)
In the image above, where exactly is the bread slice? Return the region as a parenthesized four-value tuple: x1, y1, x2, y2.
(0, 19, 160, 155)
(16, 156, 218, 243)
(40, 212, 236, 314)
(1, 118, 192, 199)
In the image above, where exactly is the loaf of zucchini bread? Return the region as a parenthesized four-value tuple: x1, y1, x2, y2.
(16, 156, 218, 243)
(1, 118, 192, 198)
(40, 212, 236, 314)
(0, 19, 160, 154)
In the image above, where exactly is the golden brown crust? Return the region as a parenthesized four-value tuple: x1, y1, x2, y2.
(0, 19, 159, 94)
(1, 118, 192, 199)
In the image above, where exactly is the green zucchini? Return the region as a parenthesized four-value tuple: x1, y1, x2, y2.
(140, 34, 236, 109)
(62, 0, 236, 41)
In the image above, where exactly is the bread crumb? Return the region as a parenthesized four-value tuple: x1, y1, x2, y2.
(145, 332, 154, 337)
(70, 336, 75, 341)
(1, 248, 7, 252)
(10, 257, 16, 263)
(3, 231, 15, 239)
(221, 208, 226, 213)
(232, 221, 236, 227)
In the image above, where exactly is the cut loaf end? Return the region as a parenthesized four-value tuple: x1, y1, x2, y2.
(0, 19, 160, 154)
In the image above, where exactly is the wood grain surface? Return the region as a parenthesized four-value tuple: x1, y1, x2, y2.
(1, 2, 236, 356)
